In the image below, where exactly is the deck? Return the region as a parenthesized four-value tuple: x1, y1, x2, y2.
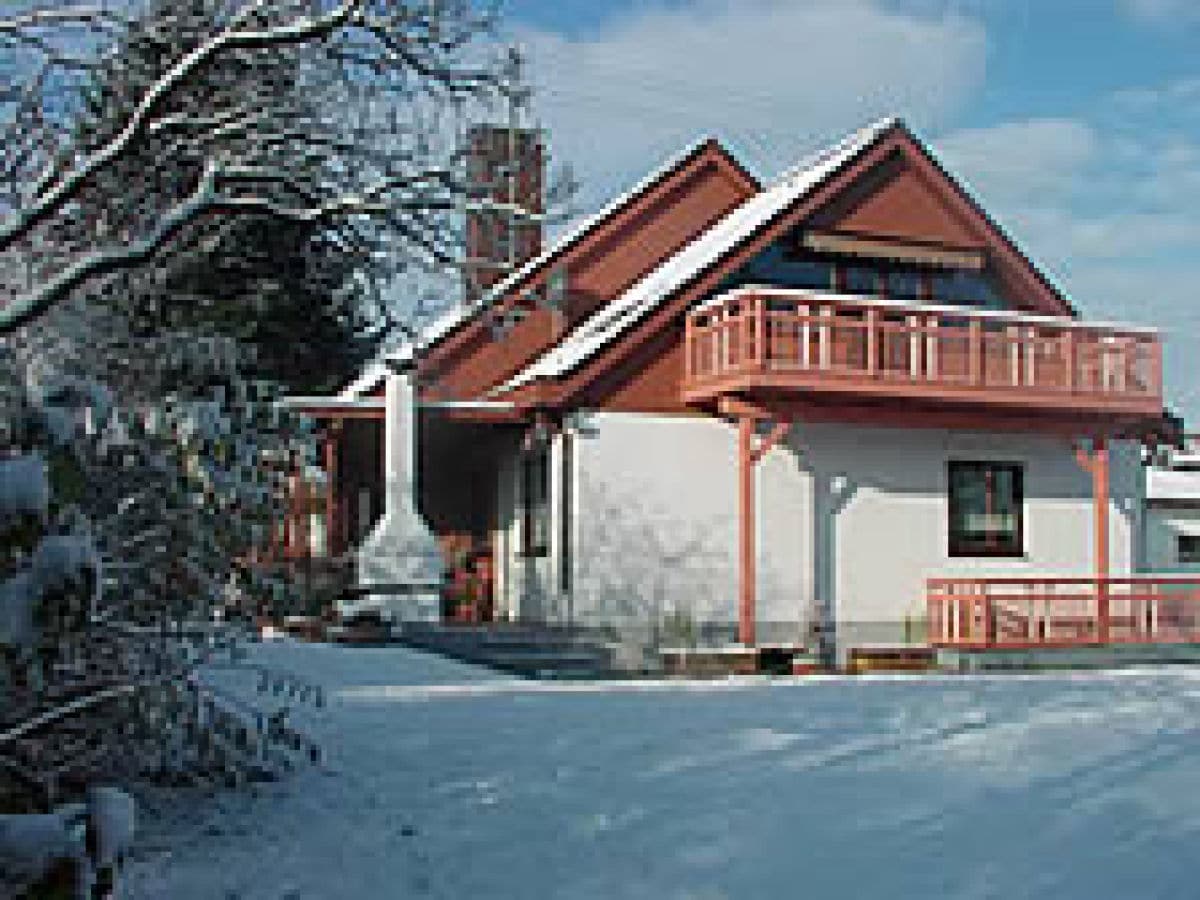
(928, 577, 1200, 649)
(683, 287, 1162, 416)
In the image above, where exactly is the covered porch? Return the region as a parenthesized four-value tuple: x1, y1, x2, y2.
(278, 388, 527, 625)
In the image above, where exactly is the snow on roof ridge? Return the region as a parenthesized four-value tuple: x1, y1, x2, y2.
(771, 116, 900, 187)
(338, 136, 729, 399)
(493, 118, 898, 395)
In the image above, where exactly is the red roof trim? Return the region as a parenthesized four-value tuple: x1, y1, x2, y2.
(420, 139, 760, 368)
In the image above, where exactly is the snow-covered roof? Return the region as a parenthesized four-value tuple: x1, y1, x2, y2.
(493, 117, 900, 394)
(338, 137, 728, 399)
(337, 344, 413, 399)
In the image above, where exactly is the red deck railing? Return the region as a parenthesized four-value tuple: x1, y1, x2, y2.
(683, 288, 1162, 413)
(927, 577, 1200, 649)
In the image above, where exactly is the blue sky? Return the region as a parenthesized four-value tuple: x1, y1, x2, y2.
(499, 0, 1200, 421)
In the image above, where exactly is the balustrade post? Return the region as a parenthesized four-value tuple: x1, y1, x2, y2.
(968, 319, 982, 386)
(1008, 326, 1022, 387)
(1062, 330, 1075, 393)
(799, 304, 811, 369)
(906, 315, 921, 380)
(866, 307, 879, 377)
(819, 306, 832, 370)
(755, 293, 767, 372)
(684, 314, 694, 383)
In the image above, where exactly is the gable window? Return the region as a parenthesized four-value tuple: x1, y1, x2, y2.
(844, 265, 880, 296)
(931, 270, 1004, 309)
(1178, 534, 1200, 565)
(948, 461, 1023, 557)
(885, 268, 924, 302)
(521, 442, 550, 557)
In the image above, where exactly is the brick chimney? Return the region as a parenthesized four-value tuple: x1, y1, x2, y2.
(463, 124, 544, 305)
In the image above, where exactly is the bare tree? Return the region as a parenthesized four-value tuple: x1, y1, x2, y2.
(0, 3, 573, 891)
(0, 0, 561, 337)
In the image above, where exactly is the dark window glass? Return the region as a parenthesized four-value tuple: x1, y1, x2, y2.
(521, 443, 550, 557)
(787, 259, 836, 291)
(886, 269, 923, 301)
(948, 461, 1023, 557)
(844, 266, 879, 296)
(1179, 534, 1200, 565)
(931, 270, 1004, 309)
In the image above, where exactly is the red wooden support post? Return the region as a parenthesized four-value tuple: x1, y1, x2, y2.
(324, 423, 340, 557)
(738, 415, 756, 647)
(1094, 437, 1110, 643)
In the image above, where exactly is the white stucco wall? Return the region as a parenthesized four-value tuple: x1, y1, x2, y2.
(561, 411, 1142, 652)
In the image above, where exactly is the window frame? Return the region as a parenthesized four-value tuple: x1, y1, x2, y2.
(947, 460, 1025, 558)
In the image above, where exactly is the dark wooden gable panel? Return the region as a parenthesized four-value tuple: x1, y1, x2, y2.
(417, 141, 758, 401)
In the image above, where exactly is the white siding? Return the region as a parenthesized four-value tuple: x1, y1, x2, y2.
(567, 411, 1142, 651)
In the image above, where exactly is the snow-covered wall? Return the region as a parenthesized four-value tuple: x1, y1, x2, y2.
(558, 412, 1141, 651)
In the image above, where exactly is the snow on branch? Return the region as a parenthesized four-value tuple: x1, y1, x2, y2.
(0, 0, 536, 337)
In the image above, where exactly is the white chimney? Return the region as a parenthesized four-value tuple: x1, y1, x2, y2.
(350, 361, 443, 626)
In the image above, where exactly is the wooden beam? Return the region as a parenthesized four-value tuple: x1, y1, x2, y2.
(1073, 437, 1111, 643)
(802, 230, 986, 271)
(750, 418, 793, 465)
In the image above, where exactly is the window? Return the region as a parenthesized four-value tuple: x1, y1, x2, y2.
(948, 461, 1024, 557)
(785, 258, 837, 291)
(1178, 534, 1200, 565)
(844, 265, 880, 296)
(521, 443, 550, 557)
(931, 270, 1004, 309)
(885, 268, 924, 301)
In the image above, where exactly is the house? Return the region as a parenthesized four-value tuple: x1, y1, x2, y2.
(1143, 436, 1200, 573)
(286, 117, 1188, 666)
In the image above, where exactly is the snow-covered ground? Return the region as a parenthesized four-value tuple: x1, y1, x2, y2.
(125, 642, 1200, 899)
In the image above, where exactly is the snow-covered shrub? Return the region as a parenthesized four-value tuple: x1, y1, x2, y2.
(0, 803, 88, 893)
(0, 455, 48, 524)
(86, 786, 135, 869)
(0, 571, 37, 653)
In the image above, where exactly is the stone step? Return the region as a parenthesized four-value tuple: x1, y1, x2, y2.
(396, 624, 618, 678)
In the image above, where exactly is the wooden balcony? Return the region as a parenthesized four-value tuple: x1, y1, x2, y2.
(927, 577, 1200, 649)
(683, 288, 1163, 416)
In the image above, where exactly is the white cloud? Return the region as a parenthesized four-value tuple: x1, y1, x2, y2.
(515, 0, 987, 208)
(935, 100, 1200, 420)
(935, 119, 1099, 204)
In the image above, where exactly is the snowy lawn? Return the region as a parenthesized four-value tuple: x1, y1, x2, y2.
(125, 641, 1200, 899)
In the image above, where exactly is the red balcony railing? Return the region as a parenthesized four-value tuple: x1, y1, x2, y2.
(683, 288, 1163, 413)
(927, 577, 1200, 649)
